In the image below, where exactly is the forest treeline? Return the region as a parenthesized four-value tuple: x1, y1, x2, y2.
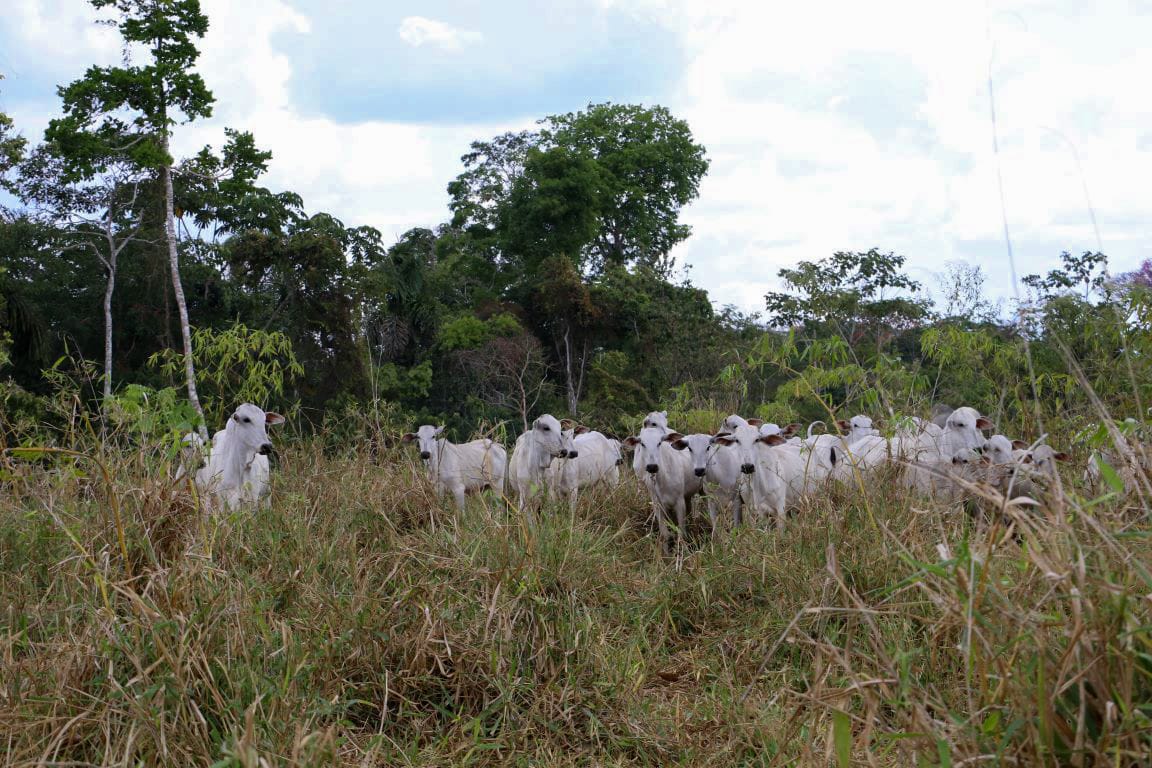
(2, 0, 1151, 444)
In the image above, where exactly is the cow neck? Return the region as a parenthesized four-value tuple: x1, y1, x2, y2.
(427, 437, 450, 478)
(529, 433, 554, 471)
(218, 419, 258, 490)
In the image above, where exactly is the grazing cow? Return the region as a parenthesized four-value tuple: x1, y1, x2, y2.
(509, 414, 575, 519)
(401, 425, 507, 509)
(624, 427, 700, 553)
(546, 428, 621, 509)
(193, 403, 286, 512)
(669, 433, 745, 531)
(712, 425, 808, 529)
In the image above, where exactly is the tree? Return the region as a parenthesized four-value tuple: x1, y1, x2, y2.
(473, 334, 547, 432)
(1022, 250, 1109, 301)
(178, 128, 301, 238)
(765, 249, 930, 346)
(0, 75, 27, 196)
(46, 0, 216, 438)
(542, 103, 709, 274)
(18, 146, 149, 402)
(531, 255, 598, 414)
(935, 261, 998, 322)
(500, 146, 603, 277)
(447, 103, 709, 278)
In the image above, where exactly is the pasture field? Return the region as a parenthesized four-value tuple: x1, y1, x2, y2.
(2, 428, 1151, 767)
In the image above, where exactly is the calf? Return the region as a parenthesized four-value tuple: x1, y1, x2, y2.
(509, 414, 575, 519)
(402, 425, 507, 509)
(193, 403, 286, 512)
(624, 427, 699, 553)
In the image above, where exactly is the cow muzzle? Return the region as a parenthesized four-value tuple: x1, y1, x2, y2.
(694, 467, 706, 477)
(567, 450, 579, 459)
(741, 463, 755, 474)
(420, 451, 431, 460)
(646, 464, 659, 474)
(259, 443, 273, 456)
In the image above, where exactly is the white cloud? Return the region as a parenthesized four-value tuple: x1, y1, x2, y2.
(5, 0, 1151, 315)
(397, 16, 482, 51)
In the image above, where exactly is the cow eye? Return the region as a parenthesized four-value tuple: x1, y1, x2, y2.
(541, 425, 550, 431)
(243, 417, 252, 424)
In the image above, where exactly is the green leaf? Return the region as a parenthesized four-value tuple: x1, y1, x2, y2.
(1096, 457, 1126, 495)
(832, 709, 852, 768)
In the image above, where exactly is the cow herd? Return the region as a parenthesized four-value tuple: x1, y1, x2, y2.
(182, 402, 1121, 554)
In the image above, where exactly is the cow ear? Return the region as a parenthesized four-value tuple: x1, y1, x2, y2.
(1011, 439, 1028, 450)
(975, 417, 994, 431)
(663, 431, 684, 443)
(758, 434, 786, 446)
(265, 412, 285, 426)
(574, 425, 591, 435)
(712, 435, 735, 446)
(747, 418, 763, 427)
(559, 418, 576, 430)
(1054, 451, 1070, 461)
(671, 439, 688, 450)
(836, 420, 850, 431)
(434, 425, 445, 436)
(623, 436, 641, 448)
(784, 423, 802, 436)
(401, 433, 417, 442)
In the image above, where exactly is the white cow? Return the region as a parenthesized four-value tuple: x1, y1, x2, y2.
(402, 425, 507, 509)
(721, 414, 764, 432)
(192, 403, 286, 512)
(712, 425, 807, 529)
(509, 414, 575, 519)
(836, 415, 880, 446)
(669, 433, 745, 531)
(758, 422, 803, 447)
(901, 406, 994, 495)
(643, 411, 670, 431)
(830, 434, 891, 483)
(545, 428, 621, 509)
(624, 427, 700, 553)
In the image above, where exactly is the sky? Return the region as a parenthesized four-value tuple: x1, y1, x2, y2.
(3, 0, 1151, 316)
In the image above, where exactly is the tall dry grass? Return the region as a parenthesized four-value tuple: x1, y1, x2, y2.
(1, 435, 1150, 766)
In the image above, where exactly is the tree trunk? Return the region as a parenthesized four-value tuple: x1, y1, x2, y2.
(161, 157, 209, 441)
(563, 325, 578, 416)
(102, 263, 115, 403)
